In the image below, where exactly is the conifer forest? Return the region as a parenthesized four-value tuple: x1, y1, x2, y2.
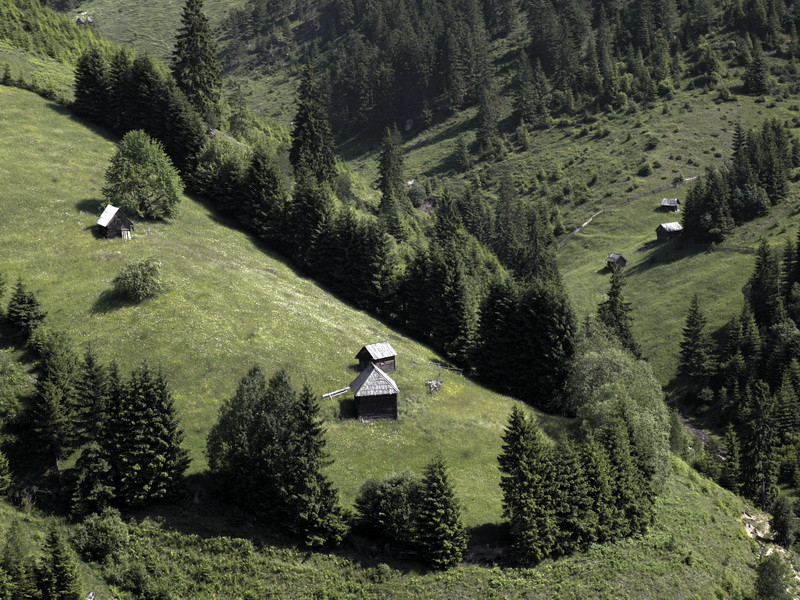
(3, 0, 800, 596)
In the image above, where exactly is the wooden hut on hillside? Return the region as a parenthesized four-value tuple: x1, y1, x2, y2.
(660, 198, 681, 212)
(656, 222, 683, 241)
(356, 342, 397, 373)
(350, 363, 399, 421)
(606, 253, 627, 269)
(96, 205, 133, 239)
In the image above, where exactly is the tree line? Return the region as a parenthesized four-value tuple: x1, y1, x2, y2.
(682, 119, 800, 242)
(676, 236, 800, 513)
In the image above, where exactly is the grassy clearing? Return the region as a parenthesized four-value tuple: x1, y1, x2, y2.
(0, 40, 75, 101)
(0, 84, 574, 528)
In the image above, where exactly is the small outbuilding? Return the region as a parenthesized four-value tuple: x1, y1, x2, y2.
(349, 363, 399, 421)
(607, 253, 627, 269)
(76, 15, 93, 25)
(660, 198, 681, 212)
(656, 221, 683, 241)
(97, 205, 133, 239)
(356, 342, 397, 373)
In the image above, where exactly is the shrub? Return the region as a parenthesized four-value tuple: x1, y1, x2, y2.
(73, 508, 129, 561)
(354, 472, 421, 547)
(112, 259, 164, 302)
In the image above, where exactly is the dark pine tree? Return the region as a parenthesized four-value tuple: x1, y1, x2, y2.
(498, 406, 557, 564)
(377, 125, 408, 237)
(552, 437, 597, 556)
(241, 143, 287, 243)
(414, 457, 469, 570)
(172, 0, 221, 122)
(36, 527, 81, 600)
(579, 430, 616, 543)
(290, 62, 337, 185)
(114, 364, 189, 506)
(73, 346, 109, 446)
(678, 294, 717, 396)
(71, 441, 115, 517)
(73, 48, 110, 124)
(720, 424, 742, 494)
(31, 380, 71, 482)
(741, 381, 779, 509)
(6, 279, 46, 339)
(597, 267, 640, 357)
(770, 494, 797, 548)
(283, 386, 348, 547)
(746, 238, 784, 329)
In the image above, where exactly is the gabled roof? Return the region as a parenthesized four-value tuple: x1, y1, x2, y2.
(350, 363, 399, 397)
(661, 197, 680, 206)
(356, 341, 397, 361)
(97, 205, 120, 227)
(657, 221, 683, 232)
(607, 253, 625, 262)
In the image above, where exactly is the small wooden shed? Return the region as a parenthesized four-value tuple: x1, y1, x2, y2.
(660, 198, 681, 212)
(656, 222, 683, 241)
(607, 253, 627, 269)
(356, 342, 397, 373)
(97, 205, 133, 239)
(350, 363, 399, 421)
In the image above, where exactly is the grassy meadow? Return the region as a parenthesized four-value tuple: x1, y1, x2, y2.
(0, 84, 576, 528)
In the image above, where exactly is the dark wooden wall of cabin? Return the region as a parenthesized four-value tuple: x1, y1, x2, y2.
(355, 394, 398, 420)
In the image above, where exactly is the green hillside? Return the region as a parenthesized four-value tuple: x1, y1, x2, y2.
(0, 83, 575, 527)
(0, 83, 769, 600)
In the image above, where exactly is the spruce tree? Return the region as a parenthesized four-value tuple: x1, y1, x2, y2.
(678, 294, 717, 394)
(284, 386, 348, 547)
(73, 48, 110, 124)
(73, 347, 109, 446)
(6, 279, 46, 339)
(744, 41, 770, 95)
(114, 364, 189, 506)
(552, 438, 597, 555)
(377, 125, 408, 237)
(37, 527, 81, 600)
(746, 238, 784, 329)
(414, 457, 468, 570)
(579, 430, 616, 543)
(32, 380, 71, 478)
(498, 407, 557, 564)
(741, 381, 778, 509)
(770, 494, 797, 548)
(1, 521, 37, 599)
(597, 267, 640, 357)
(241, 143, 287, 242)
(754, 553, 792, 600)
(71, 442, 115, 517)
(476, 85, 501, 156)
(602, 419, 646, 538)
(171, 0, 221, 122)
(290, 62, 337, 185)
(720, 424, 742, 494)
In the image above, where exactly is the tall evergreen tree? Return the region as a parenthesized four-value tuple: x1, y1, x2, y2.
(678, 294, 717, 393)
(552, 438, 597, 555)
(746, 238, 784, 329)
(241, 143, 287, 242)
(283, 386, 348, 547)
(498, 407, 557, 564)
(1, 521, 37, 599)
(6, 279, 46, 339)
(73, 48, 110, 124)
(114, 364, 189, 506)
(73, 346, 109, 445)
(597, 268, 640, 357)
(414, 457, 468, 570)
(71, 442, 115, 517)
(37, 527, 81, 600)
(377, 125, 408, 236)
(744, 40, 770, 94)
(32, 380, 71, 479)
(290, 62, 337, 185)
(579, 431, 616, 543)
(741, 381, 779, 508)
(172, 0, 221, 122)
(720, 424, 742, 494)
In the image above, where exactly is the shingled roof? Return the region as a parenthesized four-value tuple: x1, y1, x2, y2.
(658, 221, 683, 232)
(356, 342, 397, 361)
(350, 363, 399, 397)
(97, 205, 120, 227)
(660, 197, 680, 207)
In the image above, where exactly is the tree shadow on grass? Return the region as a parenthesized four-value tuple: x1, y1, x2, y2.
(90, 289, 139, 314)
(624, 239, 703, 276)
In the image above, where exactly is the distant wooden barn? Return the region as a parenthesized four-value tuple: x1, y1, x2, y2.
(607, 253, 627, 269)
(350, 363, 399, 421)
(656, 222, 683, 240)
(75, 14, 93, 25)
(356, 342, 397, 373)
(660, 198, 681, 212)
(97, 205, 133, 239)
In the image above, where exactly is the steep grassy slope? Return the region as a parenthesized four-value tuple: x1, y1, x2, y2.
(0, 84, 576, 527)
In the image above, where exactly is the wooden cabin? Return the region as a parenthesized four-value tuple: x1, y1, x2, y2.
(356, 342, 397, 373)
(656, 222, 683, 241)
(606, 253, 627, 269)
(350, 363, 399, 421)
(660, 198, 681, 212)
(97, 205, 133, 239)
